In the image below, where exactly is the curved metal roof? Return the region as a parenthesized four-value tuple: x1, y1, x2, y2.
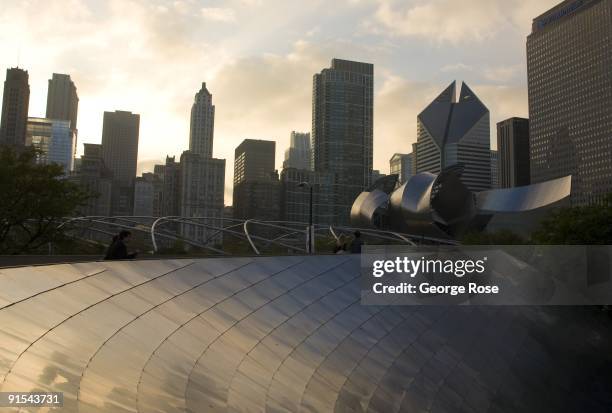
(0, 257, 610, 412)
(476, 175, 572, 212)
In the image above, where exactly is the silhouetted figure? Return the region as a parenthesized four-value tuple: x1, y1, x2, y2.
(350, 230, 364, 254)
(104, 230, 138, 260)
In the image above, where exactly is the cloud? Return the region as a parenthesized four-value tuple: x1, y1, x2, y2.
(440, 63, 473, 73)
(201, 7, 237, 22)
(483, 64, 524, 83)
(374, 74, 438, 167)
(209, 40, 328, 176)
(367, 0, 560, 44)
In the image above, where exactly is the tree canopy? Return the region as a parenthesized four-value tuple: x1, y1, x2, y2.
(531, 195, 612, 245)
(0, 146, 90, 254)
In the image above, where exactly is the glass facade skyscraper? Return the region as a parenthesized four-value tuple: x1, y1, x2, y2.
(527, 0, 612, 204)
(312, 58, 373, 225)
(26, 117, 76, 175)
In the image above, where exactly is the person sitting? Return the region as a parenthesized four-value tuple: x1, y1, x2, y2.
(350, 230, 364, 254)
(104, 230, 139, 260)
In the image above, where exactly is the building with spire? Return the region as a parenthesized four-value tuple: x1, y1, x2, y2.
(179, 83, 225, 245)
(414, 81, 491, 192)
(189, 82, 214, 157)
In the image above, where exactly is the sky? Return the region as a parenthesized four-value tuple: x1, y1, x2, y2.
(0, 0, 559, 203)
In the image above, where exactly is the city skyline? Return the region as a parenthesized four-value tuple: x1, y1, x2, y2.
(0, 0, 560, 203)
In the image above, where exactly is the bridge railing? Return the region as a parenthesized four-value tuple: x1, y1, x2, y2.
(55, 216, 458, 256)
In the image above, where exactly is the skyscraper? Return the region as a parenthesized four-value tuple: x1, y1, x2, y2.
(497, 117, 530, 188)
(180, 151, 225, 244)
(0, 68, 30, 147)
(26, 117, 76, 174)
(490, 150, 499, 189)
(189, 82, 214, 157)
(283, 131, 311, 170)
(233, 139, 279, 222)
(46, 73, 78, 132)
(527, 0, 612, 204)
(279, 168, 334, 224)
(180, 83, 226, 243)
(414, 81, 491, 192)
(161, 156, 181, 217)
(389, 153, 414, 185)
(312, 58, 373, 225)
(133, 173, 159, 216)
(101, 110, 140, 215)
(69, 143, 112, 216)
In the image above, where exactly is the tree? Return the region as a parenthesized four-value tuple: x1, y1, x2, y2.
(531, 195, 612, 245)
(0, 146, 91, 254)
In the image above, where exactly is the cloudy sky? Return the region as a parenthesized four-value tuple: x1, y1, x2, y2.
(0, 0, 558, 203)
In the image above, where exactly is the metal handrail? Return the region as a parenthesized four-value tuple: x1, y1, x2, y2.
(57, 216, 458, 257)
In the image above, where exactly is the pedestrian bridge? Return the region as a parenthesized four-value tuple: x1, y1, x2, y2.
(0, 256, 610, 412)
(55, 216, 459, 256)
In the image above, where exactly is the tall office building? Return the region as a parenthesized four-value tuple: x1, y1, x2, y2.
(233, 139, 280, 222)
(312, 58, 373, 225)
(151, 164, 166, 217)
(181, 82, 226, 243)
(490, 150, 499, 189)
(189, 82, 215, 157)
(389, 153, 415, 184)
(69, 143, 112, 216)
(414, 81, 491, 192)
(162, 156, 181, 217)
(46, 73, 78, 132)
(101, 110, 140, 215)
(26, 117, 76, 174)
(279, 168, 334, 224)
(133, 173, 162, 217)
(283, 131, 311, 170)
(0, 68, 29, 147)
(497, 117, 530, 188)
(527, 0, 612, 204)
(180, 151, 226, 244)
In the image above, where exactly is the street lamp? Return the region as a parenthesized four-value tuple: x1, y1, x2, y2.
(298, 182, 314, 253)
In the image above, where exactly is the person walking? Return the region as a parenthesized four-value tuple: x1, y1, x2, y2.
(350, 230, 364, 254)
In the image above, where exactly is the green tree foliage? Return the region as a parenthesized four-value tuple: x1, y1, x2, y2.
(0, 146, 90, 254)
(531, 195, 612, 245)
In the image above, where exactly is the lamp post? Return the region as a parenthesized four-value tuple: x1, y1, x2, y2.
(298, 182, 314, 253)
